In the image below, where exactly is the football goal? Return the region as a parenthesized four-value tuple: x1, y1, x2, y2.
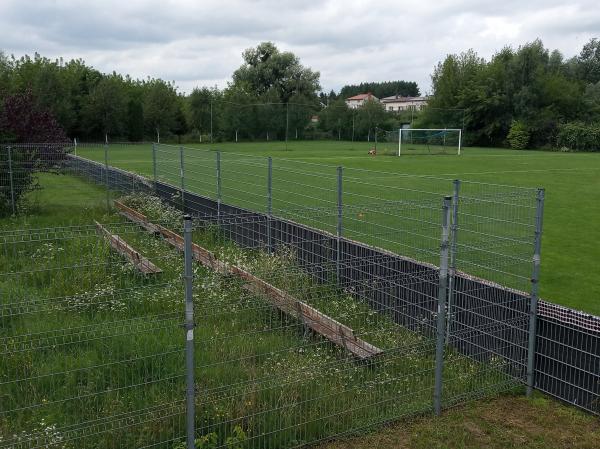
(381, 128, 462, 156)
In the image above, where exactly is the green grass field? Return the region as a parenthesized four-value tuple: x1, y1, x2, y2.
(75, 140, 600, 316)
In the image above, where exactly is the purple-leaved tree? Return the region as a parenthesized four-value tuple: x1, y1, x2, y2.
(1, 90, 71, 216)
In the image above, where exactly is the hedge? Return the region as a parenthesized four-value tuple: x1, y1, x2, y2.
(556, 122, 600, 152)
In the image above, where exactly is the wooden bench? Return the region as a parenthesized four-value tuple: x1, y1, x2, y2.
(114, 200, 383, 360)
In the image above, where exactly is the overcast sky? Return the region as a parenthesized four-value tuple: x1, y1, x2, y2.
(1, 0, 598, 95)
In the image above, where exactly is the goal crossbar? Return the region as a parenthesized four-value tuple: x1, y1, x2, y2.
(398, 128, 462, 156)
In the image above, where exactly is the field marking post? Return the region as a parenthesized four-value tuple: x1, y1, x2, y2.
(446, 179, 461, 343)
(179, 145, 185, 210)
(336, 166, 343, 284)
(182, 215, 196, 449)
(216, 151, 221, 222)
(104, 143, 110, 211)
(434, 196, 451, 416)
(267, 157, 273, 252)
(7, 146, 15, 215)
(527, 188, 545, 396)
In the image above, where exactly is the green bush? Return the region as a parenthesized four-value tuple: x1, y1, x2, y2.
(507, 121, 530, 150)
(556, 122, 600, 152)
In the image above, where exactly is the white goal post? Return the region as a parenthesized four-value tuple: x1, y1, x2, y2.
(398, 128, 462, 156)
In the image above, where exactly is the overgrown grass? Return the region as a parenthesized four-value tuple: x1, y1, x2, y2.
(1, 177, 522, 448)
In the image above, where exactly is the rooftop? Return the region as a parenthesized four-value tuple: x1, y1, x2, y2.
(346, 92, 377, 101)
(381, 95, 428, 103)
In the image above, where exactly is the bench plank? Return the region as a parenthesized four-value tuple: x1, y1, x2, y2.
(95, 221, 162, 275)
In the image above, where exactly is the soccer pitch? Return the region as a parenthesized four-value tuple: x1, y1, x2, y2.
(77, 140, 600, 315)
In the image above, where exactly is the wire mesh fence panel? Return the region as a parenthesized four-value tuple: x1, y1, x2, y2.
(8, 139, 600, 446)
(0, 143, 158, 228)
(342, 168, 453, 265)
(0, 222, 189, 449)
(110, 151, 599, 419)
(155, 144, 185, 196)
(173, 199, 530, 447)
(0, 143, 76, 217)
(219, 151, 268, 214)
(270, 159, 338, 235)
(72, 144, 543, 418)
(443, 181, 541, 407)
(143, 203, 443, 448)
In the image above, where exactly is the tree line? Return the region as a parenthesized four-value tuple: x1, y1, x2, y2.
(419, 38, 600, 150)
(0, 52, 186, 142)
(0, 43, 419, 143)
(339, 81, 420, 100)
(2, 38, 599, 150)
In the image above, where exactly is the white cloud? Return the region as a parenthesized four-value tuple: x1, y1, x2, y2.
(0, 0, 598, 94)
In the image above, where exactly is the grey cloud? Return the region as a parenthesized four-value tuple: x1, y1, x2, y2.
(1, 0, 598, 93)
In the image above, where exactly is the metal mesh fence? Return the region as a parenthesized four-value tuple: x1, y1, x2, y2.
(149, 145, 539, 286)
(0, 222, 187, 448)
(1, 141, 599, 448)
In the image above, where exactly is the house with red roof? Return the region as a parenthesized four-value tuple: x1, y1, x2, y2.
(345, 92, 379, 109)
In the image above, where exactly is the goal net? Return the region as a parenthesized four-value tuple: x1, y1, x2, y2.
(381, 129, 462, 156)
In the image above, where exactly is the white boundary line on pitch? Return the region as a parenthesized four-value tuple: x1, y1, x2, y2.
(360, 167, 600, 178)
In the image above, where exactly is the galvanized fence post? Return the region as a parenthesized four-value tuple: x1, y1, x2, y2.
(434, 196, 451, 416)
(180, 146, 185, 210)
(7, 146, 16, 215)
(336, 166, 343, 284)
(216, 151, 222, 222)
(104, 143, 110, 211)
(285, 103, 289, 151)
(267, 157, 273, 252)
(527, 188, 545, 396)
(152, 143, 157, 192)
(183, 215, 196, 449)
(446, 179, 461, 343)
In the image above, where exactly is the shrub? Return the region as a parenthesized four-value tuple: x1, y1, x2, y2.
(556, 122, 600, 152)
(507, 121, 530, 150)
(0, 91, 69, 216)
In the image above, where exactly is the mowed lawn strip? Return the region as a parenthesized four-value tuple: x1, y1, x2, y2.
(318, 393, 600, 449)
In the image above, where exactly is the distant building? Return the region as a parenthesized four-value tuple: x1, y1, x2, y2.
(345, 92, 379, 109)
(381, 95, 428, 112)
